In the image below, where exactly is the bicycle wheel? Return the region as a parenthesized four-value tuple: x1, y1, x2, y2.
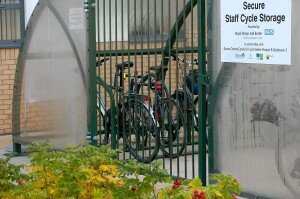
(123, 99, 159, 163)
(95, 110, 110, 145)
(95, 103, 110, 145)
(159, 99, 185, 159)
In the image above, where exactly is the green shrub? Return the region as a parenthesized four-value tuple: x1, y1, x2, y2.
(0, 142, 241, 199)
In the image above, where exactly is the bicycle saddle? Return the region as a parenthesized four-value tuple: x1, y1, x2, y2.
(116, 61, 134, 69)
(149, 66, 168, 73)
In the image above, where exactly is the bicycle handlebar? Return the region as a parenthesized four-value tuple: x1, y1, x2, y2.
(97, 57, 110, 67)
(123, 72, 142, 79)
(168, 54, 198, 66)
(100, 57, 110, 64)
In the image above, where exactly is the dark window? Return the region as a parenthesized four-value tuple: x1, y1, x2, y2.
(0, 0, 25, 48)
(96, 0, 186, 43)
(128, 0, 186, 43)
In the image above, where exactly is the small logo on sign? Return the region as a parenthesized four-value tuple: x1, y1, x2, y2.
(264, 29, 274, 35)
(266, 54, 273, 60)
(235, 53, 245, 59)
(248, 53, 254, 59)
(256, 53, 264, 60)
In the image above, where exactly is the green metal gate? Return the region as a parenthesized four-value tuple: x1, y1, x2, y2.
(86, 0, 207, 182)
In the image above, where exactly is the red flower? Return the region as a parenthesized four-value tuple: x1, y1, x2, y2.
(172, 178, 183, 189)
(233, 178, 239, 183)
(174, 178, 182, 185)
(172, 184, 179, 189)
(131, 185, 138, 192)
(18, 179, 26, 185)
(193, 189, 206, 199)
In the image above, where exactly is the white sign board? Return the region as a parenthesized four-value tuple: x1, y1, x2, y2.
(221, 0, 291, 65)
(69, 8, 84, 30)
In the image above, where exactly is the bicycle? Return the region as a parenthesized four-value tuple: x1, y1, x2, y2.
(135, 58, 186, 159)
(169, 54, 200, 135)
(96, 58, 159, 163)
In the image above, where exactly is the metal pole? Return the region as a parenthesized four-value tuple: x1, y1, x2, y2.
(197, 0, 207, 185)
(206, 0, 215, 175)
(87, 0, 97, 146)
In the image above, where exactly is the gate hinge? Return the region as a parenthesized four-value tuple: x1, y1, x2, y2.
(200, 75, 212, 94)
(206, 84, 212, 95)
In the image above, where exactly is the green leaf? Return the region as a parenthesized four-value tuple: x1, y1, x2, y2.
(188, 177, 202, 189)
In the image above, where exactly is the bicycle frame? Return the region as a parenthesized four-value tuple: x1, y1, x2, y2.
(134, 72, 170, 122)
(134, 66, 187, 158)
(97, 91, 107, 117)
(98, 60, 158, 131)
(96, 58, 161, 163)
(171, 55, 199, 129)
(173, 86, 198, 128)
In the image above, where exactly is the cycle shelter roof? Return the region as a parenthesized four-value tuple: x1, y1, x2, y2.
(12, 0, 87, 149)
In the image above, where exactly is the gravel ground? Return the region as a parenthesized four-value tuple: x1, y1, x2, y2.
(0, 134, 30, 165)
(0, 134, 12, 150)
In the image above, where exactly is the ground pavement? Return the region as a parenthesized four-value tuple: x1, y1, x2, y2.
(0, 134, 12, 150)
(0, 134, 30, 165)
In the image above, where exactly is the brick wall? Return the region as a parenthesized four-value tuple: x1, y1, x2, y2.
(0, 48, 18, 135)
(0, 48, 60, 136)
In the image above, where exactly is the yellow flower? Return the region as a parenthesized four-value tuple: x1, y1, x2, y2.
(92, 174, 106, 184)
(27, 165, 43, 172)
(99, 165, 119, 177)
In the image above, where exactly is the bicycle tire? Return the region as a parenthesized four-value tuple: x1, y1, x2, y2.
(158, 98, 186, 159)
(137, 73, 186, 158)
(97, 106, 110, 145)
(123, 99, 159, 163)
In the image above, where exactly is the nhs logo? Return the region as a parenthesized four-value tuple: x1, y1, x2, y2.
(264, 29, 274, 35)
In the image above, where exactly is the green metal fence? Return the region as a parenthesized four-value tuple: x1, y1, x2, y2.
(86, 0, 207, 182)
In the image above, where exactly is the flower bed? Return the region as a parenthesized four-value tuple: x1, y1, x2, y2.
(0, 142, 241, 199)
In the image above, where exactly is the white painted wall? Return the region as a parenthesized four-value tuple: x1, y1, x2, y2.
(25, 0, 39, 26)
